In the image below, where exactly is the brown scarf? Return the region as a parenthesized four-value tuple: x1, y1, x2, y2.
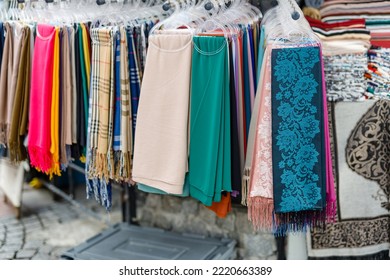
(8, 26, 30, 162)
(0, 23, 14, 146)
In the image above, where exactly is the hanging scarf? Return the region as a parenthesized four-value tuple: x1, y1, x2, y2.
(113, 30, 121, 155)
(242, 43, 268, 207)
(86, 28, 112, 210)
(8, 26, 30, 162)
(7, 22, 24, 139)
(28, 24, 56, 173)
(49, 27, 61, 177)
(132, 31, 193, 194)
(0, 22, 4, 75)
(69, 27, 78, 153)
(320, 47, 337, 221)
(189, 36, 232, 206)
(81, 23, 91, 93)
(0, 23, 14, 146)
(126, 27, 141, 139)
(87, 28, 114, 180)
(78, 23, 89, 160)
(118, 26, 132, 180)
(271, 46, 326, 232)
(59, 27, 73, 167)
(246, 47, 274, 230)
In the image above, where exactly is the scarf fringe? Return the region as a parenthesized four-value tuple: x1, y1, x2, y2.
(241, 167, 251, 206)
(96, 152, 108, 179)
(248, 197, 274, 231)
(273, 210, 327, 236)
(113, 150, 132, 181)
(28, 146, 53, 173)
(107, 149, 114, 179)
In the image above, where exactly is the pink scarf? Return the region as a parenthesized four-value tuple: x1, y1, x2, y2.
(28, 24, 56, 173)
(320, 47, 337, 221)
(247, 47, 274, 230)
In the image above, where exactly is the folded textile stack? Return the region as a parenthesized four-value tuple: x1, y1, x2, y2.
(320, 0, 390, 48)
(306, 16, 370, 101)
(365, 46, 390, 98)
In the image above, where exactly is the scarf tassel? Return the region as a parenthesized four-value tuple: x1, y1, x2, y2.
(273, 210, 327, 236)
(28, 146, 54, 173)
(248, 196, 274, 231)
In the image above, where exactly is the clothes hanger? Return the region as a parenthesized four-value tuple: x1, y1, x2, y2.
(267, 0, 320, 47)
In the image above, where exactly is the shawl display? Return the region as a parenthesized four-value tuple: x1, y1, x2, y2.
(189, 36, 232, 206)
(132, 31, 192, 195)
(28, 24, 56, 173)
(8, 26, 30, 162)
(308, 101, 390, 260)
(271, 46, 327, 231)
(0, 23, 14, 146)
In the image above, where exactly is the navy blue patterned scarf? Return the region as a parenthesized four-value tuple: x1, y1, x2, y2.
(271, 46, 327, 230)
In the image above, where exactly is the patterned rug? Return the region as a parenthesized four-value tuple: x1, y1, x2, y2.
(307, 100, 390, 260)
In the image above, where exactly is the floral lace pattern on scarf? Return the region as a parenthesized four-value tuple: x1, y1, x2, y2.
(272, 47, 324, 213)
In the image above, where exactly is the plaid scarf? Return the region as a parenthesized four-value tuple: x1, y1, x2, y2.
(86, 28, 112, 210)
(88, 28, 114, 180)
(113, 30, 121, 153)
(127, 27, 141, 138)
(118, 26, 132, 180)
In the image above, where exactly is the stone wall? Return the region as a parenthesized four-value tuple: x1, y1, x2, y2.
(135, 192, 277, 260)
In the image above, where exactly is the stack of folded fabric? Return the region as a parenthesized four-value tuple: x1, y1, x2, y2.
(306, 16, 370, 101)
(365, 46, 390, 98)
(320, 0, 390, 48)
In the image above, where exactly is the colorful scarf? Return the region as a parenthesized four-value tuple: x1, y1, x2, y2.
(126, 28, 141, 138)
(87, 28, 114, 180)
(8, 26, 30, 162)
(118, 26, 132, 180)
(189, 36, 232, 206)
(86, 28, 112, 210)
(28, 24, 56, 173)
(59, 27, 73, 167)
(113, 30, 121, 153)
(7, 22, 24, 139)
(8, 27, 31, 162)
(49, 27, 61, 177)
(271, 46, 326, 232)
(132, 32, 193, 195)
(246, 47, 274, 230)
(0, 23, 14, 146)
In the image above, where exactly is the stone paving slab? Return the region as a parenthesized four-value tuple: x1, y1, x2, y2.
(0, 200, 113, 260)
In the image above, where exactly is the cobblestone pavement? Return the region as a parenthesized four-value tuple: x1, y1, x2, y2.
(0, 189, 121, 260)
